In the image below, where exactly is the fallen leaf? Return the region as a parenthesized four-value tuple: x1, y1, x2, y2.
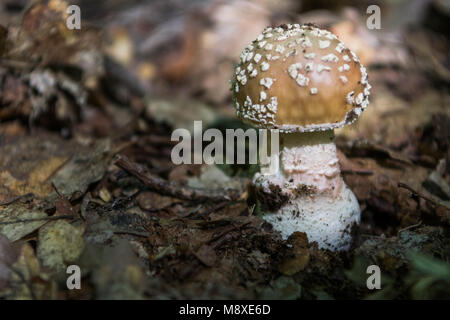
(0, 204, 48, 241)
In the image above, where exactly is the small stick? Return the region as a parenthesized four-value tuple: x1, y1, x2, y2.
(398, 182, 450, 210)
(398, 220, 422, 235)
(114, 154, 241, 202)
(193, 201, 235, 219)
(207, 222, 252, 244)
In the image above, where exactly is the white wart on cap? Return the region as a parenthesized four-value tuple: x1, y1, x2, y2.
(231, 24, 371, 132)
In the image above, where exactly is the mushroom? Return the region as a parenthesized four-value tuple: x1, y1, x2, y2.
(231, 24, 371, 251)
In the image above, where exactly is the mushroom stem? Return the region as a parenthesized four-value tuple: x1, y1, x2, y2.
(279, 129, 342, 197)
(254, 129, 361, 251)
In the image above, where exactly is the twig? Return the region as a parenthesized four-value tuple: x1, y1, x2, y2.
(191, 201, 236, 219)
(398, 182, 450, 210)
(114, 154, 241, 202)
(398, 220, 422, 235)
(51, 182, 65, 199)
(207, 221, 252, 244)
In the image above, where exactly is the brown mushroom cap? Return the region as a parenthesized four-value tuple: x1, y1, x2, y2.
(231, 24, 371, 132)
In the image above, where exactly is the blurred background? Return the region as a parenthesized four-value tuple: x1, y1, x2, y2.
(1, 0, 448, 144)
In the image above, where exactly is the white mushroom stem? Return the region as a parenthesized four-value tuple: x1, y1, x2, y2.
(280, 130, 342, 197)
(255, 129, 361, 251)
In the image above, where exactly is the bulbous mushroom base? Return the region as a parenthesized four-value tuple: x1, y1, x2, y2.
(262, 183, 360, 251)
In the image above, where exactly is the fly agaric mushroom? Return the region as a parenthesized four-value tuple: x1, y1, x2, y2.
(230, 24, 371, 251)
